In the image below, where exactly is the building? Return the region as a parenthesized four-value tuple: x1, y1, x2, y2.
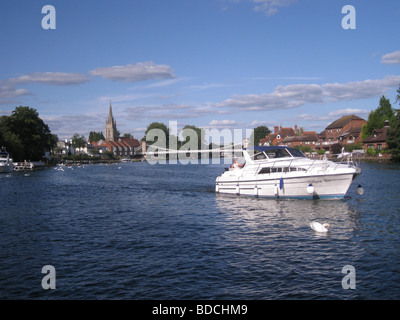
(105, 101, 118, 142)
(282, 131, 318, 150)
(90, 103, 141, 157)
(362, 120, 390, 152)
(259, 125, 296, 146)
(315, 115, 366, 152)
(91, 138, 140, 157)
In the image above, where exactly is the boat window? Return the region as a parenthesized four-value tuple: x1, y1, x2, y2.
(254, 152, 267, 160)
(259, 166, 293, 174)
(258, 167, 270, 174)
(287, 148, 306, 158)
(265, 148, 291, 159)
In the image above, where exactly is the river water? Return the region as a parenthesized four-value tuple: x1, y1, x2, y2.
(0, 161, 400, 299)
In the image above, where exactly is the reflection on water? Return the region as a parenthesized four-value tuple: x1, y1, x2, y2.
(215, 194, 359, 238)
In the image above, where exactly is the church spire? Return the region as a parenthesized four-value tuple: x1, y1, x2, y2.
(107, 100, 114, 123)
(105, 100, 118, 141)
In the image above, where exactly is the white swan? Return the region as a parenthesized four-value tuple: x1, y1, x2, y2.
(310, 221, 330, 233)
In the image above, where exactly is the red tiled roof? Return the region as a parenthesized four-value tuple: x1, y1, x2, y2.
(326, 115, 365, 129)
(362, 127, 389, 143)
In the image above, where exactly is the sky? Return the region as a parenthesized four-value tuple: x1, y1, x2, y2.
(1, 0, 400, 143)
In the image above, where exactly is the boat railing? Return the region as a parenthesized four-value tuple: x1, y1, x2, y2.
(333, 153, 359, 170)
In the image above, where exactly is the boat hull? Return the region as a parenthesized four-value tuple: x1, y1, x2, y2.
(0, 164, 13, 173)
(216, 172, 357, 199)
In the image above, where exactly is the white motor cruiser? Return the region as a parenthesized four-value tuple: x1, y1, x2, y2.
(215, 146, 361, 199)
(0, 147, 14, 173)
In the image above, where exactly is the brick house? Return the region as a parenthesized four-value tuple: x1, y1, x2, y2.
(282, 131, 318, 150)
(362, 120, 390, 152)
(315, 115, 366, 152)
(259, 125, 296, 146)
(91, 137, 140, 157)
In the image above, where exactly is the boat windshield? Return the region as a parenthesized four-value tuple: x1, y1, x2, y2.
(247, 147, 306, 160)
(264, 148, 292, 159)
(286, 148, 306, 158)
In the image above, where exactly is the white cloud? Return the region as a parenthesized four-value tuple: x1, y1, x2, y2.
(214, 83, 322, 111)
(213, 75, 400, 112)
(201, 119, 245, 130)
(327, 108, 370, 117)
(8, 72, 90, 86)
(42, 113, 105, 140)
(209, 119, 238, 126)
(381, 50, 400, 65)
(322, 76, 400, 102)
(89, 62, 175, 82)
(253, 0, 297, 16)
(249, 120, 275, 127)
(0, 72, 90, 105)
(220, 0, 297, 16)
(0, 82, 32, 104)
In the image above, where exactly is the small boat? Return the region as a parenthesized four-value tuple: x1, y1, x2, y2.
(215, 146, 361, 199)
(0, 147, 14, 173)
(120, 157, 132, 163)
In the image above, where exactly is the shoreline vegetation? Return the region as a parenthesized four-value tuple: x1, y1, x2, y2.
(2, 86, 400, 166)
(21, 152, 394, 171)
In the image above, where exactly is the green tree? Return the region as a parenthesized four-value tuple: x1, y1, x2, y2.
(72, 133, 86, 150)
(331, 143, 343, 154)
(89, 131, 105, 142)
(362, 96, 395, 139)
(387, 87, 400, 161)
(248, 126, 271, 147)
(181, 125, 206, 150)
(0, 116, 24, 160)
(143, 122, 169, 147)
(122, 133, 133, 139)
(395, 84, 400, 104)
(3, 106, 56, 161)
(294, 145, 313, 153)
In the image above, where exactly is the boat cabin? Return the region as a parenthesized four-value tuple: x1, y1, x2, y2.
(246, 146, 306, 161)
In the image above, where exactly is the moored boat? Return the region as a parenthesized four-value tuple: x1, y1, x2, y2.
(0, 147, 14, 173)
(215, 146, 361, 199)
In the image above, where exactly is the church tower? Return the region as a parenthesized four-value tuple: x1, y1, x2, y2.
(105, 101, 118, 141)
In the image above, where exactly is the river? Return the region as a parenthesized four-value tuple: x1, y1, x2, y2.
(0, 161, 400, 299)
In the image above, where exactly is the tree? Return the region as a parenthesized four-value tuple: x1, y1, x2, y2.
(123, 133, 133, 139)
(3, 106, 56, 161)
(181, 125, 206, 151)
(294, 145, 313, 153)
(143, 122, 169, 147)
(362, 96, 395, 139)
(72, 133, 86, 151)
(395, 83, 400, 105)
(331, 143, 343, 154)
(0, 116, 24, 160)
(89, 131, 105, 142)
(387, 86, 400, 161)
(248, 126, 271, 147)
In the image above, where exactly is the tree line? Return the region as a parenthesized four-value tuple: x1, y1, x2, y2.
(1, 86, 400, 162)
(0, 106, 57, 162)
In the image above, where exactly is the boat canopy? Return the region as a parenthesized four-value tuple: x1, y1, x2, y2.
(247, 146, 306, 159)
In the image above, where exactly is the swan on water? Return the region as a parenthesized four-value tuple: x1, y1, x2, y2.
(310, 221, 330, 233)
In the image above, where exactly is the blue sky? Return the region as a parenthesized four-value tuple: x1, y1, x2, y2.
(1, 0, 399, 141)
